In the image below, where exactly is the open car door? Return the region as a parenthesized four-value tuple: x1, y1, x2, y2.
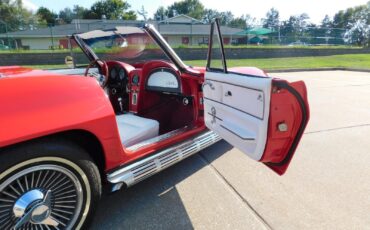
(203, 19, 310, 175)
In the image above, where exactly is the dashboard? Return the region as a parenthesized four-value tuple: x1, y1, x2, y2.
(146, 68, 181, 94)
(106, 63, 130, 114)
(105, 60, 182, 114)
(110, 66, 127, 82)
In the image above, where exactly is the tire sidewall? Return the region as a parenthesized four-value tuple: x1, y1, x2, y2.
(0, 140, 102, 229)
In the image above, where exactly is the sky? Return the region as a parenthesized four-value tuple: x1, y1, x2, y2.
(24, 0, 369, 24)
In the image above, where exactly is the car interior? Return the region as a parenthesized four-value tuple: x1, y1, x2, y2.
(47, 27, 204, 150)
(106, 60, 199, 149)
(49, 59, 199, 150)
(52, 59, 198, 149)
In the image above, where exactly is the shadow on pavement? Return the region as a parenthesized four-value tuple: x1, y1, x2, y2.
(91, 140, 233, 230)
(199, 140, 233, 163)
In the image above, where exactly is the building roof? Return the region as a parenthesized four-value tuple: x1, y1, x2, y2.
(156, 24, 243, 36)
(159, 14, 204, 25)
(0, 20, 146, 38)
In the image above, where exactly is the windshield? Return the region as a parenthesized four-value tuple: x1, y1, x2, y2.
(77, 26, 171, 65)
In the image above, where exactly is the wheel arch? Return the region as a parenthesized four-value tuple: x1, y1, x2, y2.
(0, 129, 107, 181)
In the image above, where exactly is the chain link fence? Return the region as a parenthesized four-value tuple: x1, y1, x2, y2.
(0, 20, 365, 51)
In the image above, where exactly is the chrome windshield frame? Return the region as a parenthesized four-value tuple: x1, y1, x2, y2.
(72, 24, 188, 71)
(143, 24, 188, 71)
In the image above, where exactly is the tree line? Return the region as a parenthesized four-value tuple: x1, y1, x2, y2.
(0, 0, 369, 46)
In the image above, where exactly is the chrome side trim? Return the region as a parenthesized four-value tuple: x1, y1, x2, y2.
(107, 130, 221, 190)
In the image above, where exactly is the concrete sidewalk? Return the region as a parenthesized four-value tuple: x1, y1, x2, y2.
(92, 71, 370, 230)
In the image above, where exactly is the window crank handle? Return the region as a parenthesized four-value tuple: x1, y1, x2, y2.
(202, 81, 215, 90)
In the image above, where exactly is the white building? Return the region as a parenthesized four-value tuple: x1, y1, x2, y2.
(0, 15, 244, 50)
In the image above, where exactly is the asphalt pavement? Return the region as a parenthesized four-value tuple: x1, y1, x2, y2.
(91, 71, 370, 230)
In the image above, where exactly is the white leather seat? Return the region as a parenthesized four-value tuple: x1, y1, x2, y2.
(116, 114, 159, 147)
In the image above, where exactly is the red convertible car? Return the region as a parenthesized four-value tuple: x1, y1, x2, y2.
(0, 19, 309, 229)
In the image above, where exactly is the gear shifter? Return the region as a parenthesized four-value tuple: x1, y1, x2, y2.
(118, 97, 124, 113)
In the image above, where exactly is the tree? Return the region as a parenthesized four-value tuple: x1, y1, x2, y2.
(321, 15, 332, 28)
(319, 15, 333, 43)
(333, 3, 370, 28)
(202, 9, 234, 25)
(344, 5, 370, 46)
(166, 0, 205, 19)
(57, 5, 91, 23)
(280, 13, 310, 43)
(122, 11, 137, 20)
(229, 15, 255, 29)
(263, 8, 280, 31)
(84, 0, 136, 20)
(137, 6, 148, 21)
(73, 5, 88, 19)
(229, 17, 247, 29)
(332, 1, 370, 46)
(37, 7, 57, 25)
(59, 7, 73, 24)
(202, 9, 221, 23)
(154, 6, 168, 21)
(217, 11, 234, 25)
(0, 0, 36, 32)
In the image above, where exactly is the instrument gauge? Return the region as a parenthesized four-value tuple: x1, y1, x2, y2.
(110, 68, 117, 80)
(119, 68, 126, 81)
(132, 74, 140, 85)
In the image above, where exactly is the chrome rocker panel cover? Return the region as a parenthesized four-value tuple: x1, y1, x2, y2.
(107, 130, 221, 191)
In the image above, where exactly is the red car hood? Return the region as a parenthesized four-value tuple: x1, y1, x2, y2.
(0, 66, 62, 78)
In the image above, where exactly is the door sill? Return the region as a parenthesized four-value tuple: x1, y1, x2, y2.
(126, 126, 195, 152)
(108, 130, 221, 191)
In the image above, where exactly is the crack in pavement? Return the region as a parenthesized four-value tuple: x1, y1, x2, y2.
(313, 83, 370, 89)
(304, 123, 370, 134)
(198, 152, 273, 230)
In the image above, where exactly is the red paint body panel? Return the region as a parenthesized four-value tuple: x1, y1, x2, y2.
(0, 66, 208, 172)
(0, 67, 126, 170)
(228, 67, 268, 76)
(260, 79, 310, 175)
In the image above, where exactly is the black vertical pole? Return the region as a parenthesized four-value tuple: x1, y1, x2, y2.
(49, 24, 54, 50)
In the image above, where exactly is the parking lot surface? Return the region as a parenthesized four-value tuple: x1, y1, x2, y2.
(92, 71, 370, 230)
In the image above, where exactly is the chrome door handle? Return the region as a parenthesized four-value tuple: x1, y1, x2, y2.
(211, 106, 216, 124)
(202, 80, 215, 90)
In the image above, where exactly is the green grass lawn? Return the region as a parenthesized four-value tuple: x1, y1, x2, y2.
(185, 54, 370, 71)
(23, 54, 370, 71)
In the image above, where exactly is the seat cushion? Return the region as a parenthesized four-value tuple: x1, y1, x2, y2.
(116, 114, 159, 147)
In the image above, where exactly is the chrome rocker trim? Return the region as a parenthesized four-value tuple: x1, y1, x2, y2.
(107, 130, 221, 191)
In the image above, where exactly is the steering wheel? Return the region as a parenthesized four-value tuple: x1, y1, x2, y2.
(84, 59, 109, 88)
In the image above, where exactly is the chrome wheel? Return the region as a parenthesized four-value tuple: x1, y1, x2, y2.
(0, 163, 86, 230)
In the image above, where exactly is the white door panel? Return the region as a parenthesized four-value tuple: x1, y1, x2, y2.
(203, 19, 309, 174)
(206, 72, 271, 91)
(204, 72, 272, 161)
(204, 72, 271, 119)
(222, 82, 264, 119)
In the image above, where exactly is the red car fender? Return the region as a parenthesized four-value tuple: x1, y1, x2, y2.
(0, 70, 125, 170)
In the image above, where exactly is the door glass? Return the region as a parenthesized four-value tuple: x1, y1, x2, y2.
(207, 20, 226, 72)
